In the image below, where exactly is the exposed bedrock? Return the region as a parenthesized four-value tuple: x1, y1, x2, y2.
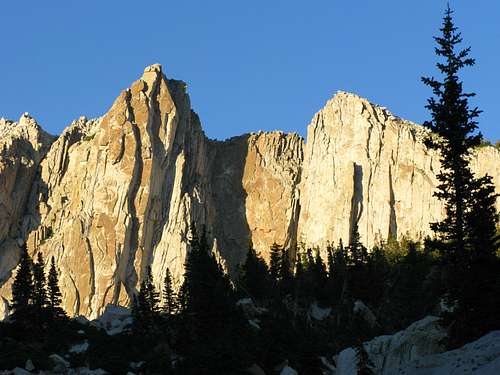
(0, 66, 498, 317)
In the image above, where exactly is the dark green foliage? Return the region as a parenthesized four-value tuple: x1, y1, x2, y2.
(132, 266, 160, 335)
(32, 252, 48, 310)
(380, 242, 435, 330)
(422, 5, 500, 346)
(47, 256, 66, 320)
(176, 224, 252, 374)
(348, 223, 368, 266)
(421, 5, 481, 256)
(465, 175, 499, 257)
(364, 245, 389, 306)
(162, 267, 176, 316)
(269, 242, 282, 283)
(278, 248, 294, 295)
(294, 249, 314, 305)
(10, 245, 34, 322)
(238, 241, 272, 301)
(327, 240, 348, 304)
(348, 224, 373, 304)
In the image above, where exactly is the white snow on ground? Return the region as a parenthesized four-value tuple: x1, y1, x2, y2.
(395, 330, 500, 375)
(91, 304, 132, 335)
(336, 347, 358, 375)
(363, 315, 446, 373)
(353, 300, 379, 329)
(280, 365, 298, 375)
(69, 340, 89, 354)
(336, 315, 500, 375)
(337, 316, 446, 374)
(309, 301, 332, 321)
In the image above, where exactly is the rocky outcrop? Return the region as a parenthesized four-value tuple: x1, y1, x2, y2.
(0, 66, 498, 318)
(16, 65, 213, 317)
(0, 65, 304, 317)
(336, 316, 500, 375)
(205, 131, 303, 266)
(298, 92, 500, 249)
(0, 114, 53, 316)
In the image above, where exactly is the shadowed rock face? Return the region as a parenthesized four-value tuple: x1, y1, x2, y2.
(0, 66, 498, 318)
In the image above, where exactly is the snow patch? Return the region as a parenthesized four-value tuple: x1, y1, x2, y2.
(91, 304, 132, 335)
(69, 340, 89, 354)
(337, 316, 447, 374)
(397, 330, 500, 374)
(280, 365, 298, 375)
(309, 301, 331, 321)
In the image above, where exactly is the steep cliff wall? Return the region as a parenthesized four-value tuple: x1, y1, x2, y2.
(0, 114, 53, 316)
(0, 66, 498, 318)
(206, 131, 303, 267)
(298, 92, 499, 250)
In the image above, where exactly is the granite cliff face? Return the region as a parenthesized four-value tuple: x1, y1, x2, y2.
(0, 115, 53, 316)
(0, 65, 498, 318)
(298, 92, 499, 251)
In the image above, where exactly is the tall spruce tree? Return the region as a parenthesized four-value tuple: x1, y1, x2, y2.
(421, 4, 481, 257)
(132, 266, 160, 334)
(465, 175, 499, 258)
(162, 267, 176, 316)
(278, 248, 294, 295)
(32, 252, 48, 323)
(239, 241, 271, 301)
(47, 256, 65, 319)
(269, 242, 282, 284)
(10, 245, 34, 320)
(178, 224, 251, 373)
(349, 223, 368, 266)
(422, 5, 500, 345)
(312, 250, 328, 303)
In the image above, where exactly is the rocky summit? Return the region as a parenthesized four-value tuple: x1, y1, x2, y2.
(0, 64, 498, 319)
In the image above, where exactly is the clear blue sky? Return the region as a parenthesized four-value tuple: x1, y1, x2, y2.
(1, 1, 498, 141)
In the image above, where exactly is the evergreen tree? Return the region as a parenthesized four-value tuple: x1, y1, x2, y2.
(10, 245, 34, 321)
(327, 241, 346, 303)
(294, 251, 306, 303)
(239, 241, 271, 301)
(326, 243, 335, 275)
(294, 249, 315, 306)
(176, 279, 189, 314)
(465, 175, 499, 258)
(32, 252, 47, 310)
(133, 266, 160, 334)
(178, 224, 252, 373)
(47, 256, 65, 319)
(278, 248, 294, 295)
(162, 267, 176, 316)
(423, 5, 500, 345)
(383, 242, 425, 330)
(365, 245, 389, 307)
(349, 223, 368, 266)
(421, 4, 481, 258)
(145, 266, 160, 315)
(348, 224, 371, 302)
(269, 242, 282, 284)
(312, 250, 328, 303)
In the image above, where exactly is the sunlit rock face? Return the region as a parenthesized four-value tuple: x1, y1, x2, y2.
(298, 92, 499, 251)
(0, 114, 53, 316)
(0, 66, 498, 318)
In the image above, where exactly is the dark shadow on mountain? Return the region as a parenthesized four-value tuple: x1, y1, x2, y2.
(388, 164, 397, 240)
(349, 162, 364, 243)
(206, 134, 251, 275)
